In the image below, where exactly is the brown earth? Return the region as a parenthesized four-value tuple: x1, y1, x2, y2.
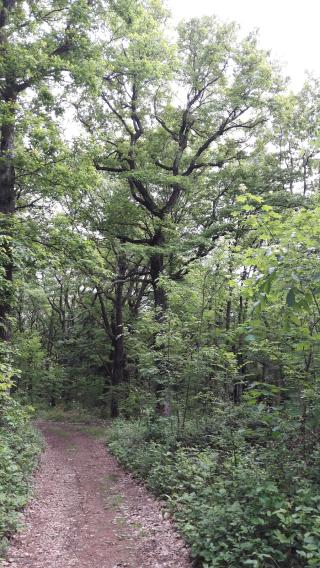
(1, 421, 191, 568)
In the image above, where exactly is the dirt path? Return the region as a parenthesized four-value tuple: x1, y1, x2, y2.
(1, 421, 191, 568)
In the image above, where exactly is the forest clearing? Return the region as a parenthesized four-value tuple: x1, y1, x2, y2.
(0, 0, 320, 567)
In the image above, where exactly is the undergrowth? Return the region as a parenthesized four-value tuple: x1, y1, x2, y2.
(0, 399, 41, 557)
(35, 403, 104, 424)
(106, 404, 320, 568)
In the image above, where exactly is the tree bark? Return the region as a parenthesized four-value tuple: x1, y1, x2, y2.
(149, 229, 171, 416)
(110, 254, 126, 418)
(0, 88, 17, 342)
(0, 2, 17, 343)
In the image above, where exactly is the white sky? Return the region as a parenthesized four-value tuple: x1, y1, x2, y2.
(167, 0, 320, 90)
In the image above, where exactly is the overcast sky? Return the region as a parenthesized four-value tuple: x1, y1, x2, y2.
(166, 0, 320, 90)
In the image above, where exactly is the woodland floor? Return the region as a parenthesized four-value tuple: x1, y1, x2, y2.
(1, 421, 191, 568)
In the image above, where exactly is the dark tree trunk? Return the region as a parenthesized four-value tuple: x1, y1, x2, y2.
(150, 251, 168, 318)
(0, 91, 16, 343)
(225, 298, 232, 331)
(46, 310, 55, 359)
(110, 254, 127, 418)
(0, 2, 17, 344)
(150, 229, 171, 416)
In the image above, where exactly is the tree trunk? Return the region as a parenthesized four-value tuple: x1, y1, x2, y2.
(0, 90, 16, 342)
(110, 254, 127, 418)
(0, 2, 17, 344)
(150, 229, 171, 416)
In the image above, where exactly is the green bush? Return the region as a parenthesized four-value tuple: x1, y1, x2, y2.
(0, 399, 41, 556)
(107, 415, 320, 568)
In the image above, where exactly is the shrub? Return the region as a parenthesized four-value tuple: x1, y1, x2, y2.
(0, 399, 41, 556)
(107, 415, 320, 568)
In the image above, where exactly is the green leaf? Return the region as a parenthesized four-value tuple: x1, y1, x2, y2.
(286, 288, 296, 307)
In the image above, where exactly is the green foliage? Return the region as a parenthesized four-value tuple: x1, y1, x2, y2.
(107, 410, 320, 568)
(1, 1, 319, 564)
(36, 403, 103, 424)
(0, 400, 41, 557)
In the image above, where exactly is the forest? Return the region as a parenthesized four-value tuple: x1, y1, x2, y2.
(0, 1, 320, 567)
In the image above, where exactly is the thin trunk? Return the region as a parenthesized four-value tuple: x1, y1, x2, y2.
(47, 310, 55, 359)
(110, 255, 126, 418)
(302, 156, 308, 196)
(225, 298, 232, 331)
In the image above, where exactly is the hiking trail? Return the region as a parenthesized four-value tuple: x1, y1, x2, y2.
(1, 421, 190, 568)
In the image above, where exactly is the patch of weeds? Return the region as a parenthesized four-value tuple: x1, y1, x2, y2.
(100, 474, 114, 498)
(100, 475, 123, 511)
(45, 424, 70, 438)
(116, 530, 131, 541)
(101, 472, 119, 492)
(36, 405, 104, 425)
(76, 425, 107, 440)
(106, 472, 118, 483)
(114, 516, 126, 527)
(130, 521, 147, 537)
(108, 493, 123, 509)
